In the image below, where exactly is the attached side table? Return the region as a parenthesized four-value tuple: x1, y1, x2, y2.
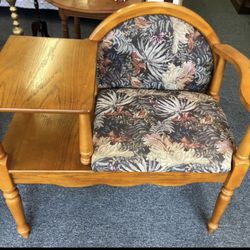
(0, 36, 97, 238)
(46, 0, 144, 38)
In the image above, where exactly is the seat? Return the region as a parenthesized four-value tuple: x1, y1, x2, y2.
(87, 2, 250, 233)
(92, 88, 234, 173)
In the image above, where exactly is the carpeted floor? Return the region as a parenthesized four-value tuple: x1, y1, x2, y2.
(0, 0, 250, 247)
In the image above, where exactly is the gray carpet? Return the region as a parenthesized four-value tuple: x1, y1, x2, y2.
(0, 0, 250, 247)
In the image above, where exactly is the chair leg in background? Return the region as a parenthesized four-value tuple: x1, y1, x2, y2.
(59, 10, 69, 38)
(74, 17, 81, 39)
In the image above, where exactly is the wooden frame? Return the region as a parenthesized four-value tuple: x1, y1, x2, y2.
(0, 2, 249, 239)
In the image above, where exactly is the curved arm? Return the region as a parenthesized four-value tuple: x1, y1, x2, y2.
(212, 44, 250, 111)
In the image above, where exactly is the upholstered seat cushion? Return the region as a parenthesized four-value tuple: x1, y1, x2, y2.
(91, 89, 234, 173)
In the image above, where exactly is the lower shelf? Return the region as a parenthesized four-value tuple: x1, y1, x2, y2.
(3, 113, 91, 171)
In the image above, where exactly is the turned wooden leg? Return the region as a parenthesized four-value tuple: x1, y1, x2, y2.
(74, 17, 81, 39)
(208, 126, 250, 234)
(208, 186, 234, 234)
(59, 10, 69, 38)
(0, 144, 30, 239)
(3, 187, 30, 239)
(79, 114, 93, 165)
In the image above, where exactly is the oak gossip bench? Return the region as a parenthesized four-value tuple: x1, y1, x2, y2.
(0, 2, 249, 239)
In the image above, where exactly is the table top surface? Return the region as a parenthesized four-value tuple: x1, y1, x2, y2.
(0, 36, 97, 113)
(47, 0, 144, 13)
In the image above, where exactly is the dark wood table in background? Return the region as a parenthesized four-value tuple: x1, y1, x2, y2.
(231, 0, 250, 14)
(47, 0, 144, 38)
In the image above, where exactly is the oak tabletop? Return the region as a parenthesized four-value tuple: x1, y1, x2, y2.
(0, 36, 97, 113)
(47, 0, 143, 13)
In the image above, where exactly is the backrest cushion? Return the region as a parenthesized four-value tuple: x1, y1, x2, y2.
(96, 15, 214, 92)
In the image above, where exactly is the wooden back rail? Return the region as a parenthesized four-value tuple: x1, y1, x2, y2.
(89, 2, 220, 43)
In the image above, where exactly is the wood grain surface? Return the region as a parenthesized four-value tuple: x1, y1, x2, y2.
(3, 113, 89, 171)
(10, 171, 228, 187)
(0, 36, 97, 113)
(47, 0, 143, 13)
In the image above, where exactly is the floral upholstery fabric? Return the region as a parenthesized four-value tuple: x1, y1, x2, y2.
(91, 89, 234, 173)
(97, 15, 213, 92)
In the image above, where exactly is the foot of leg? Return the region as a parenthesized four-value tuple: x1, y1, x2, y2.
(208, 186, 234, 234)
(207, 222, 218, 234)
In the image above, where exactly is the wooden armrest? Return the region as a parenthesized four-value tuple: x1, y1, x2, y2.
(212, 44, 250, 111)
